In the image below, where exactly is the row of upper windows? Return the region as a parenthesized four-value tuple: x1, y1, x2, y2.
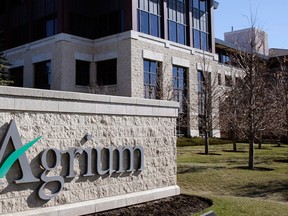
(9, 58, 233, 94)
(8, 59, 117, 90)
(138, 0, 211, 51)
(143, 59, 187, 114)
(143, 59, 233, 101)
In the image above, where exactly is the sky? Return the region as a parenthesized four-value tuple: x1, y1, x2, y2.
(214, 0, 288, 49)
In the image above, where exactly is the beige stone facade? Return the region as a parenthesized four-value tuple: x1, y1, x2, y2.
(0, 86, 179, 215)
(4, 31, 241, 137)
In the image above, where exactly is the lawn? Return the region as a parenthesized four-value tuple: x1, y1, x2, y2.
(177, 142, 288, 216)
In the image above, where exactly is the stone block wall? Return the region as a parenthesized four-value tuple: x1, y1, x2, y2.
(0, 87, 179, 215)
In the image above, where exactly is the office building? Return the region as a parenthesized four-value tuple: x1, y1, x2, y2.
(1, 0, 235, 137)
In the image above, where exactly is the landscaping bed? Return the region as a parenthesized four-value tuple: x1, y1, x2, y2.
(86, 195, 212, 216)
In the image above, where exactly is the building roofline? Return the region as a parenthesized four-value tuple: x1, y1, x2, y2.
(224, 27, 264, 35)
(269, 48, 288, 57)
(215, 38, 270, 60)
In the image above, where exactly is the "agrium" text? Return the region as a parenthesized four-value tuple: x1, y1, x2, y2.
(0, 120, 144, 200)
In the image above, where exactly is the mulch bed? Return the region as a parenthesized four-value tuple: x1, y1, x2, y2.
(85, 194, 212, 216)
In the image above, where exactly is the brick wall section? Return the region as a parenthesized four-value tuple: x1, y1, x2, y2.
(0, 86, 179, 214)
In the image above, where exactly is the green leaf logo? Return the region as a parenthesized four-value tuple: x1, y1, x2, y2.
(0, 136, 42, 178)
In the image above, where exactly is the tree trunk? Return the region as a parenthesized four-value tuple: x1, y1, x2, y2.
(233, 138, 237, 151)
(286, 94, 288, 144)
(204, 132, 209, 155)
(232, 107, 237, 151)
(233, 125, 237, 152)
(248, 139, 255, 169)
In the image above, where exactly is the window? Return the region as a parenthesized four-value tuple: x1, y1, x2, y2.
(34, 60, 51, 89)
(218, 52, 230, 64)
(218, 73, 221, 85)
(197, 70, 205, 135)
(225, 75, 232, 87)
(168, 0, 187, 45)
(173, 65, 188, 136)
(9, 66, 24, 87)
(138, 0, 161, 37)
(33, 16, 57, 40)
(33, 0, 57, 40)
(46, 19, 57, 37)
(144, 60, 161, 99)
(97, 59, 117, 86)
(192, 0, 210, 51)
(197, 70, 205, 115)
(76, 60, 90, 86)
(173, 66, 187, 113)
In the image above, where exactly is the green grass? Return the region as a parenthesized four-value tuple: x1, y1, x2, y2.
(177, 143, 288, 216)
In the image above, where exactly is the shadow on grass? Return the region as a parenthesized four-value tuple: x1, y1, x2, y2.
(274, 159, 288, 163)
(257, 148, 273, 150)
(197, 153, 222, 156)
(235, 166, 274, 171)
(234, 181, 288, 201)
(178, 166, 225, 174)
(272, 145, 288, 148)
(222, 150, 247, 153)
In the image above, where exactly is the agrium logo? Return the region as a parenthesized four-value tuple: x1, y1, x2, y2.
(0, 120, 41, 184)
(0, 120, 144, 201)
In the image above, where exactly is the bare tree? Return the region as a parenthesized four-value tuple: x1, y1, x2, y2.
(224, 25, 278, 169)
(270, 55, 288, 145)
(193, 52, 225, 154)
(221, 73, 243, 152)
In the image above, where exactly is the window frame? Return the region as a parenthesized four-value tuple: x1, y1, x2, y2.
(168, 0, 187, 45)
(138, 0, 161, 37)
(34, 60, 51, 90)
(96, 58, 117, 86)
(225, 75, 232, 87)
(173, 65, 187, 114)
(192, 0, 210, 51)
(75, 60, 90, 86)
(9, 66, 24, 87)
(144, 59, 161, 99)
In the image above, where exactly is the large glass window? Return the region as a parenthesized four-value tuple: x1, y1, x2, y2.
(197, 70, 205, 135)
(138, 0, 161, 37)
(173, 66, 187, 113)
(34, 60, 51, 89)
(97, 59, 117, 86)
(9, 66, 24, 87)
(168, 0, 187, 45)
(173, 65, 188, 136)
(76, 60, 90, 86)
(192, 0, 210, 51)
(197, 70, 205, 114)
(144, 59, 161, 99)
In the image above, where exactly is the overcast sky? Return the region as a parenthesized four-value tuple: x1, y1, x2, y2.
(214, 0, 288, 49)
